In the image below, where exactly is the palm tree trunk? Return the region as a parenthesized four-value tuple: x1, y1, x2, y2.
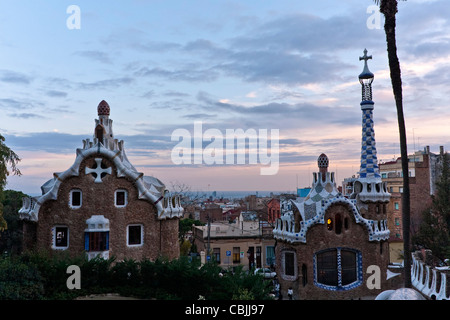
(380, 0, 411, 288)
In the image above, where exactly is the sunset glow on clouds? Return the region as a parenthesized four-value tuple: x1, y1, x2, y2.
(1, 0, 450, 194)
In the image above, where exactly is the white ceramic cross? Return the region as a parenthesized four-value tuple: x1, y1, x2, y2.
(85, 158, 112, 183)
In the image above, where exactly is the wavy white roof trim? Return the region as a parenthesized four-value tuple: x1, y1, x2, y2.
(273, 166, 389, 243)
(273, 195, 390, 243)
(19, 141, 183, 222)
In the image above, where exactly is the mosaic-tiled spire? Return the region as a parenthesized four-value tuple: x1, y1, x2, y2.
(358, 49, 380, 180)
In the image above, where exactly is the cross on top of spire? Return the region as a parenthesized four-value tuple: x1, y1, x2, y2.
(359, 48, 372, 63)
(359, 48, 374, 80)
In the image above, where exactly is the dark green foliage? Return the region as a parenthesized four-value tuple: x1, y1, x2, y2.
(0, 134, 22, 232)
(0, 190, 28, 253)
(413, 208, 450, 261)
(0, 135, 21, 191)
(179, 218, 204, 243)
(0, 257, 44, 300)
(0, 251, 273, 300)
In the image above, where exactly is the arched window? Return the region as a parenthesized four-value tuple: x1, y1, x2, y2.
(84, 215, 110, 260)
(335, 214, 342, 235)
(95, 125, 104, 144)
(314, 248, 362, 291)
(344, 217, 349, 230)
(281, 250, 297, 281)
(302, 264, 308, 287)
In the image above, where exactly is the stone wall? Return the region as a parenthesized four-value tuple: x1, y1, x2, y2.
(411, 250, 450, 300)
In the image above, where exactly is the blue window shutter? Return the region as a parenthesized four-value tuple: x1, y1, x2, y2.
(106, 232, 109, 250)
(84, 232, 89, 251)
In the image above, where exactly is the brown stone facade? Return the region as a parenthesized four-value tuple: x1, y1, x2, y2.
(19, 101, 183, 262)
(276, 202, 390, 300)
(23, 152, 179, 261)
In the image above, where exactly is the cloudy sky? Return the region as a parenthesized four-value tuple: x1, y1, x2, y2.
(1, 0, 450, 195)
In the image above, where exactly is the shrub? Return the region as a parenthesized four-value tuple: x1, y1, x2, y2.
(0, 257, 44, 300)
(1, 251, 273, 300)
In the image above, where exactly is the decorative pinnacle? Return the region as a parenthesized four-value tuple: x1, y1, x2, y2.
(359, 48, 372, 63)
(98, 100, 110, 116)
(359, 49, 375, 104)
(359, 49, 374, 80)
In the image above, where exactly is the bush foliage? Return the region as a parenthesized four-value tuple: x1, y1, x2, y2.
(0, 250, 273, 300)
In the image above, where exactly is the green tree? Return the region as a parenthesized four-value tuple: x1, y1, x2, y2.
(0, 135, 21, 232)
(373, 0, 410, 287)
(180, 239, 192, 256)
(413, 209, 450, 262)
(179, 218, 204, 242)
(0, 190, 28, 252)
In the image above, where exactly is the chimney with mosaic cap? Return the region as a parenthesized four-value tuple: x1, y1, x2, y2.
(95, 100, 114, 148)
(318, 153, 329, 182)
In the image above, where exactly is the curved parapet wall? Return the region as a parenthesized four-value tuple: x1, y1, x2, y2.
(411, 251, 450, 300)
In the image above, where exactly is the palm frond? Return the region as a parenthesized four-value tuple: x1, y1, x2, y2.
(373, 0, 407, 5)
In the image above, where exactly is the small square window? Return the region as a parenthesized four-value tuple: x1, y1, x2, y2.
(70, 190, 82, 208)
(54, 226, 69, 249)
(127, 225, 143, 246)
(115, 190, 127, 207)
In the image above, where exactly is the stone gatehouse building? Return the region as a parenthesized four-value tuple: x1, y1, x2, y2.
(273, 50, 392, 299)
(19, 100, 183, 261)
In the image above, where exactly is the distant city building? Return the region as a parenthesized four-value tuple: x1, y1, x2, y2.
(297, 187, 312, 198)
(196, 202, 224, 223)
(19, 100, 183, 261)
(192, 212, 276, 270)
(342, 176, 358, 198)
(266, 198, 280, 224)
(379, 145, 445, 262)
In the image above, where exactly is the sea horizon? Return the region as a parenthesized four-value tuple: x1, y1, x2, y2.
(186, 190, 297, 199)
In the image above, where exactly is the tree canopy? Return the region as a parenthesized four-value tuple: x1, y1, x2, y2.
(0, 134, 21, 231)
